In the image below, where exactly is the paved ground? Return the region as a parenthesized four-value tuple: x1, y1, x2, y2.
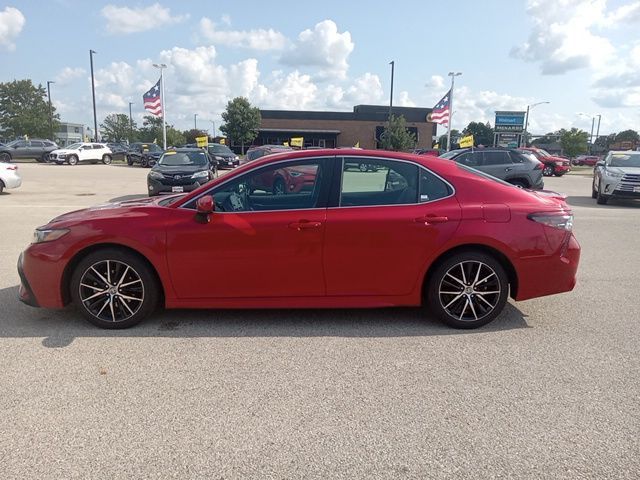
(0, 163, 638, 479)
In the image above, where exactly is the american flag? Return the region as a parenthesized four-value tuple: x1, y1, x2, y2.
(143, 78, 162, 116)
(429, 89, 451, 126)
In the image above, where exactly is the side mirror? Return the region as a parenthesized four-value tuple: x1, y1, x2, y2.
(596, 160, 605, 167)
(195, 195, 214, 223)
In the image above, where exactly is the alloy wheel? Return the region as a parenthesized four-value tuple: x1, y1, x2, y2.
(438, 260, 501, 322)
(78, 259, 144, 323)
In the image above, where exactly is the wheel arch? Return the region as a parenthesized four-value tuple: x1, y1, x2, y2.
(422, 243, 519, 301)
(61, 242, 165, 306)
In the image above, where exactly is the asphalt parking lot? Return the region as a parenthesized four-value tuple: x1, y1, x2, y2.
(1, 163, 638, 479)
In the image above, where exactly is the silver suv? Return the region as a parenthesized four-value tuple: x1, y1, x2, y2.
(592, 151, 640, 204)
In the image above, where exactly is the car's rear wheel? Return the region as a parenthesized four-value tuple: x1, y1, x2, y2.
(542, 165, 554, 176)
(509, 179, 528, 188)
(141, 158, 148, 168)
(591, 179, 598, 199)
(426, 251, 509, 329)
(596, 180, 610, 205)
(127, 155, 134, 166)
(38, 153, 48, 163)
(102, 154, 112, 165)
(70, 249, 159, 329)
(0, 179, 4, 194)
(0, 152, 11, 163)
(67, 155, 78, 166)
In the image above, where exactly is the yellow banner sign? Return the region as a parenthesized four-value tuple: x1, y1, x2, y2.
(195, 136, 208, 148)
(219, 138, 226, 145)
(459, 134, 474, 148)
(290, 137, 304, 148)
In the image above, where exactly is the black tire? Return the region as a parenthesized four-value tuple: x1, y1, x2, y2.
(509, 179, 528, 188)
(542, 165, 554, 176)
(426, 251, 509, 329)
(69, 248, 160, 329)
(0, 179, 4, 194)
(554, 173, 564, 177)
(359, 163, 368, 172)
(102, 154, 112, 165)
(273, 177, 286, 195)
(67, 155, 78, 166)
(596, 181, 610, 205)
(38, 153, 48, 163)
(141, 158, 148, 168)
(0, 152, 11, 163)
(127, 155, 134, 166)
(591, 179, 597, 199)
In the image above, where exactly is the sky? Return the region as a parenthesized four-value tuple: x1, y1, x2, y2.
(1, 0, 639, 138)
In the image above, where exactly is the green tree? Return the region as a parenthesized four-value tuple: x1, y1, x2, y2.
(594, 133, 616, 152)
(138, 115, 185, 147)
(380, 115, 417, 151)
(438, 129, 460, 150)
(220, 97, 261, 154)
(101, 113, 136, 142)
(183, 128, 209, 144)
(614, 129, 639, 143)
(531, 132, 559, 146)
(560, 128, 589, 158)
(462, 121, 494, 147)
(166, 128, 185, 147)
(0, 79, 60, 139)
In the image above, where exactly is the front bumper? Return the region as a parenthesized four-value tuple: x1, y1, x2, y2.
(148, 177, 205, 195)
(217, 158, 240, 169)
(554, 164, 571, 175)
(17, 252, 40, 307)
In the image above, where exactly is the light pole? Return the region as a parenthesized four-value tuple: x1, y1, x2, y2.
(210, 120, 216, 138)
(128, 102, 134, 143)
(388, 60, 395, 122)
(446, 72, 462, 151)
(578, 112, 600, 154)
(89, 50, 98, 141)
(152, 63, 167, 149)
(194, 113, 198, 131)
(594, 114, 602, 152)
(522, 101, 550, 147)
(46, 81, 55, 140)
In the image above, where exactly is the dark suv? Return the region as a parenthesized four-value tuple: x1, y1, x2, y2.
(439, 148, 544, 189)
(0, 139, 59, 163)
(127, 142, 163, 167)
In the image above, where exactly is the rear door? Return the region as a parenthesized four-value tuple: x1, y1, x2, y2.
(480, 151, 511, 180)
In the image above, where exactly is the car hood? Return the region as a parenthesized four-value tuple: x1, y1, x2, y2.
(152, 164, 207, 175)
(51, 148, 79, 155)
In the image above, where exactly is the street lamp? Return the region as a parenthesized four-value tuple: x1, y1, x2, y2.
(522, 101, 550, 147)
(128, 102, 134, 143)
(578, 112, 601, 154)
(46, 81, 55, 140)
(152, 63, 167, 149)
(208, 119, 216, 138)
(194, 113, 198, 130)
(388, 60, 395, 122)
(446, 72, 462, 152)
(89, 50, 98, 141)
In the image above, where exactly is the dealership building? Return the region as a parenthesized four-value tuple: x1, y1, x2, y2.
(251, 104, 436, 150)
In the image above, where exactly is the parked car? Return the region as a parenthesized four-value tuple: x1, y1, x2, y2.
(0, 162, 21, 193)
(572, 155, 600, 167)
(412, 148, 441, 157)
(250, 163, 318, 194)
(439, 148, 544, 189)
(127, 142, 163, 167)
(0, 139, 59, 163)
(147, 148, 215, 196)
(245, 145, 292, 163)
(106, 143, 129, 162)
(49, 143, 113, 165)
(206, 143, 239, 169)
(518, 147, 571, 177)
(18, 148, 580, 330)
(592, 151, 640, 204)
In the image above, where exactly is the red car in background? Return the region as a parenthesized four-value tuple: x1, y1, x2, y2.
(250, 164, 318, 194)
(572, 155, 601, 167)
(519, 147, 571, 177)
(18, 149, 580, 330)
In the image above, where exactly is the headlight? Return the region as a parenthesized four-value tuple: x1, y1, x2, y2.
(605, 169, 623, 179)
(234, 156, 239, 160)
(191, 171, 210, 179)
(149, 171, 164, 180)
(555, 161, 564, 166)
(32, 228, 70, 244)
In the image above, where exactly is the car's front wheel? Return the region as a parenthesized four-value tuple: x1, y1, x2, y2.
(127, 155, 134, 166)
(0, 152, 12, 162)
(67, 155, 78, 166)
(542, 165, 554, 176)
(102, 154, 112, 165)
(426, 251, 509, 329)
(596, 180, 610, 205)
(591, 179, 598, 199)
(70, 249, 160, 329)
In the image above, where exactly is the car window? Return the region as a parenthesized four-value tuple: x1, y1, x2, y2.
(92, 144, 103, 149)
(13, 140, 27, 148)
(31, 141, 44, 147)
(206, 159, 325, 212)
(482, 151, 510, 166)
(509, 151, 525, 163)
(340, 158, 418, 206)
(420, 169, 453, 202)
(455, 152, 480, 167)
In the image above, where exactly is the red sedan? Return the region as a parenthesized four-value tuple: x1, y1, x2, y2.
(519, 147, 571, 177)
(18, 149, 580, 329)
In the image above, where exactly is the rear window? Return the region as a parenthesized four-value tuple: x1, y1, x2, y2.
(457, 163, 515, 187)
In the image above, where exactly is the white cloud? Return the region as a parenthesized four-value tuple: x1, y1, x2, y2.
(55, 67, 86, 85)
(100, 3, 188, 35)
(511, 0, 616, 74)
(281, 20, 354, 79)
(198, 17, 286, 50)
(0, 6, 25, 51)
(397, 91, 415, 107)
(253, 71, 318, 110)
(592, 43, 640, 107)
(425, 75, 444, 90)
(604, 1, 640, 24)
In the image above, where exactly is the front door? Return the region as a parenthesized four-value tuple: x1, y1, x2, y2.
(323, 157, 461, 296)
(165, 157, 333, 299)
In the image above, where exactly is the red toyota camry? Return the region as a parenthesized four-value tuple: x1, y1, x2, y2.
(18, 149, 580, 329)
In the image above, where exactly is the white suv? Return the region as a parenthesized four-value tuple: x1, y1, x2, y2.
(49, 143, 113, 166)
(0, 162, 22, 193)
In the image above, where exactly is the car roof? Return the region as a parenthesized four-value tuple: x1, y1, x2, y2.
(166, 147, 204, 152)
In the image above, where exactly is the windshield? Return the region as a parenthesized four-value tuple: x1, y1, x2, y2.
(535, 149, 551, 157)
(138, 143, 162, 153)
(608, 153, 640, 168)
(65, 143, 82, 150)
(208, 144, 233, 155)
(159, 151, 208, 167)
(439, 149, 465, 159)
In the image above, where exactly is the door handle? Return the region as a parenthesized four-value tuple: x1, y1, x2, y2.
(505, 167, 512, 172)
(414, 215, 449, 225)
(288, 220, 322, 230)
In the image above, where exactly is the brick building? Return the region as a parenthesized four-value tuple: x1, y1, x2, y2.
(251, 104, 436, 151)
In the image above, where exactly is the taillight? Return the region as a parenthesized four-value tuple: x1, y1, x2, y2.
(534, 162, 543, 170)
(528, 212, 573, 231)
(6, 165, 17, 170)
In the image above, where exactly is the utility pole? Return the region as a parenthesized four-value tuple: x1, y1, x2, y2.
(589, 117, 595, 154)
(595, 114, 602, 152)
(46, 81, 55, 140)
(128, 102, 134, 143)
(194, 113, 198, 131)
(211, 120, 216, 138)
(90, 50, 98, 141)
(153, 63, 167, 149)
(522, 101, 550, 147)
(388, 61, 395, 122)
(446, 72, 462, 152)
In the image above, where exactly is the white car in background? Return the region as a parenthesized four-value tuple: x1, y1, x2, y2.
(0, 162, 22, 193)
(49, 142, 113, 166)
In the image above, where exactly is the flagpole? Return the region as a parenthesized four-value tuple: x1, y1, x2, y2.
(446, 72, 462, 151)
(153, 63, 167, 149)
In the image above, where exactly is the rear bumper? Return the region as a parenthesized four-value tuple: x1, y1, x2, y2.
(1, 173, 21, 189)
(514, 234, 580, 301)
